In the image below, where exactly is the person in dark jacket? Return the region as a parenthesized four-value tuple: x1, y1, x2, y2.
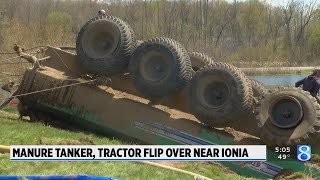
(295, 68, 320, 102)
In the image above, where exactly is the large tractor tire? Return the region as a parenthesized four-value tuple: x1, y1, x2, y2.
(76, 15, 136, 75)
(251, 79, 267, 98)
(256, 87, 320, 146)
(250, 79, 268, 112)
(188, 62, 253, 127)
(129, 37, 192, 98)
(188, 52, 213, 72)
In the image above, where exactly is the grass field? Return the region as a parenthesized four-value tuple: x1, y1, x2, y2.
(0, 106, 250, 180)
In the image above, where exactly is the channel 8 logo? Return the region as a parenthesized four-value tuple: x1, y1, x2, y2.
(297, 145, 312, 161)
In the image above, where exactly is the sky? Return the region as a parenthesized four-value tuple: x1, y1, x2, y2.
(226, 0, 319, 7)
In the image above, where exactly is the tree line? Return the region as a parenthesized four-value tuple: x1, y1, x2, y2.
(0, 0, 319, 67)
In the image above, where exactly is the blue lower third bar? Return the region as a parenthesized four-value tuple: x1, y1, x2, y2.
(10, 158, 267, 161)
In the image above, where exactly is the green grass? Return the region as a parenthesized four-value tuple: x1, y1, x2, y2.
(300, 69, 313, 75)
(244, 69, 312, 76)
(0, 107, 250, 180)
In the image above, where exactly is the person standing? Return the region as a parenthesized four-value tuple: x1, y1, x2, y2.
(295, 68, 320, 103)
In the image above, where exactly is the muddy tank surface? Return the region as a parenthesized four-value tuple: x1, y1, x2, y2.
(17, 46, 261, 140)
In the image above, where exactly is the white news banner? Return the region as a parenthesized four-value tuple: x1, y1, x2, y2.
(10, 145, 267, 161)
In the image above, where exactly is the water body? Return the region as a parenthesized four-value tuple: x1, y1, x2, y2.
(250, 74, 308, 87)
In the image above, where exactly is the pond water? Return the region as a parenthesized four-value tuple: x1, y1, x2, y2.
(250, 74, 308, 87)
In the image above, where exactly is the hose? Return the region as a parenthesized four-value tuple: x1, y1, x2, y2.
(139, 161, 212, 180)
(0, 46, 47, 55)
(0, 145, 10, 153)
(0, 80, 94, 100)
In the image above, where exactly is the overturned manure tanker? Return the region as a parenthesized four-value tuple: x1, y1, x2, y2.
(3, 15, 320, 178)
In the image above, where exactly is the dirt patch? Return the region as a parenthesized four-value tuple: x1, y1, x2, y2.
(220, 127, 260, 143)
(153, 104, 197, 120)
(108, 87, 149, 105)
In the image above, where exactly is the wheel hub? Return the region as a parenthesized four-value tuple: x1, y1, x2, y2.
(204, 82, 229, 107)
(82, 21, 120, 59)
(140, 52, 170, 82)
(270, 96, 303, 129)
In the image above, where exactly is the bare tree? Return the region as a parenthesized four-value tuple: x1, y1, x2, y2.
(281, 0, 295, 54)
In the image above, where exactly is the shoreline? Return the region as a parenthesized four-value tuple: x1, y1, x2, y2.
(240, 67, 313, 75)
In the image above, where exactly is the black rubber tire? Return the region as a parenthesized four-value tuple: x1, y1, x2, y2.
(251, 79, 267, 98)
(188, 52, 213, 72)
(189, 62, 253, 127)
(250, 79, 268, 113)
(129, 37, 193, 98)
(256, 87, 320, 146)
(76, 15, 136, 75)
(128, 25, 137, 50)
